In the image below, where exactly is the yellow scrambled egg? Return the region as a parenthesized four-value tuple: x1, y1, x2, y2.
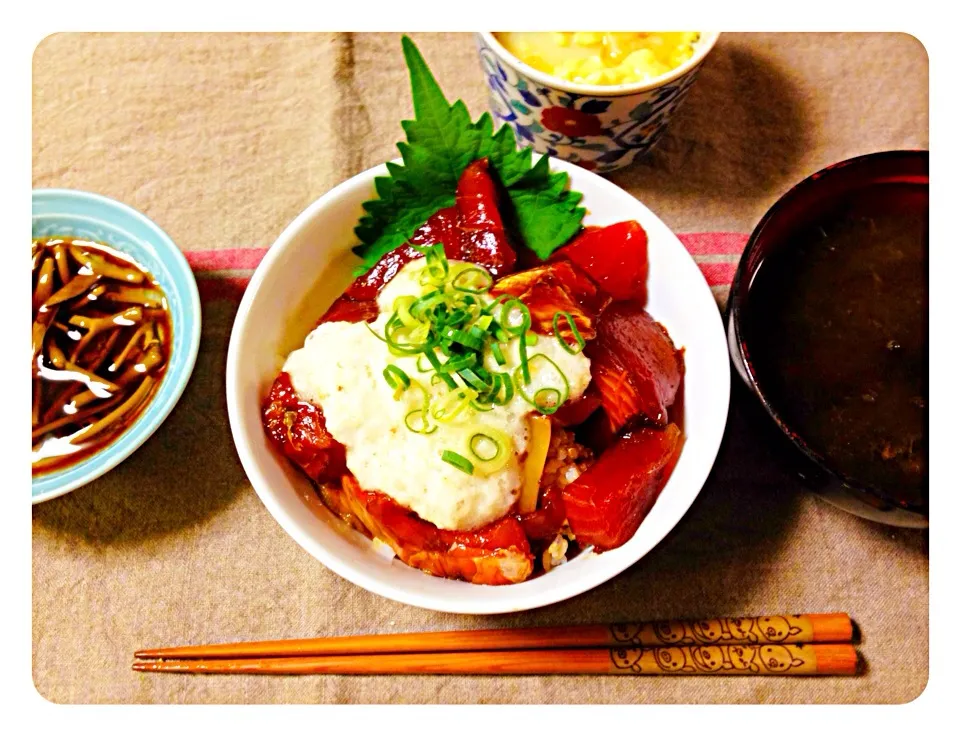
(495, 32, 700, 86)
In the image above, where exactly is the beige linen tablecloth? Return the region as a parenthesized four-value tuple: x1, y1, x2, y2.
(32, 32, 929, 704)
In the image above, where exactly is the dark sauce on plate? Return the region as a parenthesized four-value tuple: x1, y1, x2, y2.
(32, 237, 172, 476)
(744, 183, 928, 508)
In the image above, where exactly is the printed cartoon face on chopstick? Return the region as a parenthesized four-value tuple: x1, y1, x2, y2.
(727, 617, 759, 643)
(653, 646, 693, 672)
(652, 620, 688, 645)
(692, 618, 727, 643)
(610, 648, 644, 673)
(610, 623, 643, 645)
(690, 645, 726, 671)
(760, 645, 805, 673)
(727, 645, 760, 672)
(757, 616, 802, 642)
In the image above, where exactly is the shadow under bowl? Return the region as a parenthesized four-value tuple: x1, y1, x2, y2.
(726, 150, 928, 528)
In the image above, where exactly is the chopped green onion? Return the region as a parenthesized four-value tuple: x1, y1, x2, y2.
(465, 427, 513, 475)
(534, 388, 563, 414)
(371, 245, 541, 433)
(451, 266, 493, 293)
(514, 354, 570, 415)
(482, 294, 510, 315)
(437, 353, 476, 374)
(459, 367, 490, 392)
(499, 299, 531, 336)
(441, 449, 474, 475)
(404, 408, 437, 434)
(425, 350, 457, 388)
(518, 334, 531, 384)
(432, 388, 478, 422)
(447, 327, 484, 351)
(364, 322, 387, 342)
(382, 365, 411, 399)
(468, 432, 501, 462)
(411, 290, 446, 318)
(385, 314, 432, 354)
(553, 311, 586, 354)
(491, 372, 514, 405)
(393, 296, 419, 327)
(416, 353, 434, 374)
(415, 243, 449, 286)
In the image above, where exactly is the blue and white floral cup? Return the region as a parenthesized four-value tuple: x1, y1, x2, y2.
(476, 32, 720, 173)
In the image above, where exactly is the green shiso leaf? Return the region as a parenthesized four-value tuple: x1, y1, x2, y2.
(351, 36, 586, 273)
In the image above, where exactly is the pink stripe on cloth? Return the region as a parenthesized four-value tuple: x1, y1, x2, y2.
(677, 232, 750, 255)
(187, 232, 749, 301)
(696, 261, 740, 287)
(184, 248, 267, 271)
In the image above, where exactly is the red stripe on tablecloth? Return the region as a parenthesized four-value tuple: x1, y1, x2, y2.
(695, 261, 740, 286)
(677, 232, 750, 255)
(188, 233, 749, 301)
(184, 248, 267, 271)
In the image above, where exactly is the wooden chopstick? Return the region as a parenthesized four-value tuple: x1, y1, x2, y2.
(133, 643, 859, 676)
(135, 612, 852, 660)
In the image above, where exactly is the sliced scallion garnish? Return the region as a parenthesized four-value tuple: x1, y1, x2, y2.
(372, 247, 581, 436)
(382, 365, 411, 399)
(498, 298, 531, 336)
(466, 426, 513, 475)
(469, 432, 501, 462)
(553, 310, 586, 355)
(514, 353, 570, 416)
(451, 266, 493, 293)
(404, 408, 437, 434)
(441, 449, 474, 475)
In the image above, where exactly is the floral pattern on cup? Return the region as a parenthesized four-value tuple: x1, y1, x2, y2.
(476, 33, 705, 173)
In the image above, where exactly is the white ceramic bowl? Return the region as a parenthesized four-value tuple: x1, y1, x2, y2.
(226, 158, 730, 614)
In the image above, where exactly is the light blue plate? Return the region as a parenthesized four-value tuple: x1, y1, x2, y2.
(32, 189, 201, 504)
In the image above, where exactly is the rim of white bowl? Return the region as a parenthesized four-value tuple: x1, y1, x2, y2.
(226, 158, 730, 614)
(477, 32, 721, 98)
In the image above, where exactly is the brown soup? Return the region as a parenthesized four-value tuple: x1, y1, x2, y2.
(744, 182, 928, 508)
(32, 237, 172, 475)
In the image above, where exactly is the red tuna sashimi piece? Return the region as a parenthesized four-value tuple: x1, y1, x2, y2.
(490, 260, 611, 342)
(339, 475, 534, 585)
(319, 208, 459, 323)
(516, 483, 568, 542)
(588, 301, 683, 431)
(549, 385, 603, 428)
(342, 244, 423, 302)
(320, 159, 519, 323)
(319, 296, 378, 324)
(551, 221, 649, 303)
(408, 205, 462, 255)
(262, 372, 347, 483)
(562, 424, 682, 551)
(453, 158, 518, 277)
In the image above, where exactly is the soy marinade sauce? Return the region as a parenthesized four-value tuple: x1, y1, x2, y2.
(744, 183, 928, 508)
(31, 237, 172, 475)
